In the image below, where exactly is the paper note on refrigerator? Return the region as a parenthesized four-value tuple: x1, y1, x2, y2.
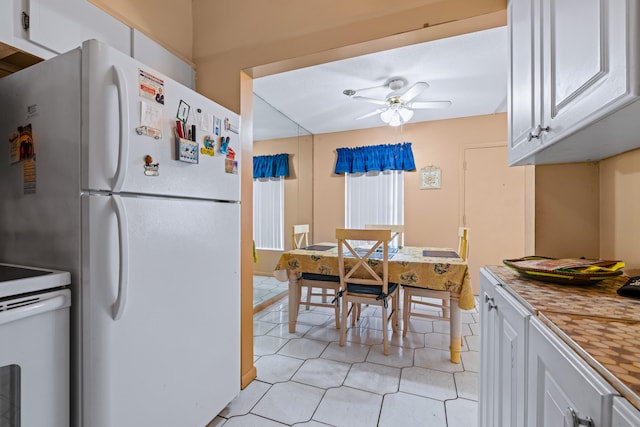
(141, 101, 163, 134)
(201, 112, 214, 132)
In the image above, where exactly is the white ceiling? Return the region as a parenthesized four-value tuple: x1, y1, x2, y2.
(253, 26, 508, 141)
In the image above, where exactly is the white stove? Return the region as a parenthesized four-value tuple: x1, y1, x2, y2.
(0, 263, 70, 298)
(0, 263, 71, 427)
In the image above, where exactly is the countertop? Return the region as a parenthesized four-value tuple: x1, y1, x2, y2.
(486, 265, 640, 410)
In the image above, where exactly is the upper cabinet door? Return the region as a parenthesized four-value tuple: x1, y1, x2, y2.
(508, 0, 640, 165)
(131, 30, 195, 90)
(508, 0, 541, 164)
(28, 0, 131, 55)
(541, 0, 635, 143)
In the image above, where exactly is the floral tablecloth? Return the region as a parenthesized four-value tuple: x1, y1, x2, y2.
(274, 243, 475, 310)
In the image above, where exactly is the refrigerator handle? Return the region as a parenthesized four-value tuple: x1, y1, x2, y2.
(112, 194, 130, 320)
(111, 65, 130, 193)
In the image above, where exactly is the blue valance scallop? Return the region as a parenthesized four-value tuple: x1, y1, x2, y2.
(334, 142, 416, 174)
(253, 153, 290, 178)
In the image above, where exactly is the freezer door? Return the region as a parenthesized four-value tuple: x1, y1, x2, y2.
(81, 194, 240, 427)
(81, 39, 241, 201)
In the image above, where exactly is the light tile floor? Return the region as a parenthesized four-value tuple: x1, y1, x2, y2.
(211, 288, 480, 427)
(254, 275, 289, 308)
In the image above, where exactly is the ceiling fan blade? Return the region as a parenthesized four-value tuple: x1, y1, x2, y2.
(351, 83, 388, 94)
(355, 109, 385, 120)
(407, 100, 452, 109)
(400, 82, 429, 102)
(351, 95, 389, 106)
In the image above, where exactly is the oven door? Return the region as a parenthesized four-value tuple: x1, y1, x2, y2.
(0, 289, 70, 427)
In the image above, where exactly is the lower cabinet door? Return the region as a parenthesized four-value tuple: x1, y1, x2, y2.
(494, 285, 529, 427)
(527, 317, 617, 427)
(479, 271, 497, 427)
(479, 268, 529, 427)
(612, 397, 640, 427)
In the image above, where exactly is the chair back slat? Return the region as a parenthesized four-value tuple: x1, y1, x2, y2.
(364, 224, 404, 246)
(292, 224, 310, 249)
(336, 228, 391, 293)
(457, 227, 469, 261)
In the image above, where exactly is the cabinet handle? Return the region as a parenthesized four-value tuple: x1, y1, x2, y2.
(485, 295, 498, 312)
(527, 124, 551, 141)
(568, 407, 594, 427)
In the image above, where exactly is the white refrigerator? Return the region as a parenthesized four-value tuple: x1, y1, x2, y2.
(0, 39, 241, 427)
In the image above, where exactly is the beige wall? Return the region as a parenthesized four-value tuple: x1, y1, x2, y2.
(600, 148, 640, 275)
(238, 73, 256, 388)
(253, 135, 314, 275)
(313, 114, 509, 249)
(533, 163, 600, 259)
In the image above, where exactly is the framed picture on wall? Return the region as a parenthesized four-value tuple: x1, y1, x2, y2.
(420, 167, 441, 189)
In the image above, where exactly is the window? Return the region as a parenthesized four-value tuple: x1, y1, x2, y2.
(345, 170, 404, 230)
(253, 177, 284, 250)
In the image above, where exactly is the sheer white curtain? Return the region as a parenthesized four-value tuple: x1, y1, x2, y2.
(345, 170, 404, 229)
(253, 177, 284, 250)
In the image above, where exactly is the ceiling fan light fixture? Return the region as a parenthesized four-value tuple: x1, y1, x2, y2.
(380, 108, 394, 123)
(381, 106, 413, 126)
(388, 112, 403, 127)
(347, 76, 450, 127)
(399, 107, 414, 122)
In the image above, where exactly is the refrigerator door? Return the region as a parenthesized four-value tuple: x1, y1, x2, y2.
(81, 193, 240, 427)
(81, 39, 241, 201)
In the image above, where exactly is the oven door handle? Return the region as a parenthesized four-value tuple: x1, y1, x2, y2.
(0, 294, 70, 327)
(112, 194, 130, 321)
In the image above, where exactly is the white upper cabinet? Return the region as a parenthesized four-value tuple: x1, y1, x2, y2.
(508, 0, 539, 164)
(0, 0, 130, 59)
(132, 30, 195, 90)
(28, 0, 131, 55)
(508, 0, 640, 165)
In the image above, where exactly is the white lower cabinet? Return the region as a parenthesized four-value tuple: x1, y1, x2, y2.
(527, 317, 618, 427)
(479, 268, 530, 427)
(480, 267, 640, 427)
(612, 397, 640, 427)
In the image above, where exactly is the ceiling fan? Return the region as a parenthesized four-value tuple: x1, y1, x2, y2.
(343, 77, 451, 126)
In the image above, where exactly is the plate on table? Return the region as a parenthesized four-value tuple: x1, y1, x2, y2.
(300, 245, 333, 251)
(503, 256, 624, 285)
(423, 250, 459, 258)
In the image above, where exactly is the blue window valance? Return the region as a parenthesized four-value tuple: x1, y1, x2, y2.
(334, 142, 416, 174)
(253, 153, 290, 178)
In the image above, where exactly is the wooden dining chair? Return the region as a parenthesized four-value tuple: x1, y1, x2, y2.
(337, 228, 399, 355)
(291, 224, 341, 328)
(364, 224, 405, 247)
(292, 224, 309, 249)
(402, 227, 469, 338)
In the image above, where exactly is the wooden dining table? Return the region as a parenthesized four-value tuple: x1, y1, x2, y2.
(273, 243, 475, 363)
